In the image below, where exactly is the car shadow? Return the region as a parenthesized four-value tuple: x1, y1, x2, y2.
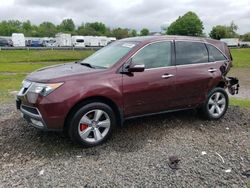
(109, 109, 200, 153)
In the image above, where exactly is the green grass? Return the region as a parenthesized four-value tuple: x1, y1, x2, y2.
(231, 48, 250, 68)
(0, 50, 94, 75)
(0, 50, 95, 102)
(246, 181, 250, 188)
(0, 62, 65, 73)
(0, 50, 94, 64)
(229, 98, 250, 108)
(0, 74, 26, 103)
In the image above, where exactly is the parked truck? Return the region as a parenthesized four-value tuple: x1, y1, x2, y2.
(42, 37, 56, 47)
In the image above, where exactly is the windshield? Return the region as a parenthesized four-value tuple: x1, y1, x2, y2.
(81, 41, 138, 68)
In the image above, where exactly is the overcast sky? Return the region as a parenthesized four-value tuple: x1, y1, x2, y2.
(0, 0, 249, 34)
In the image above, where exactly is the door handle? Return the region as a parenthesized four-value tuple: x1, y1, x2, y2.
(162, 74, 174, 79)
(208, 68, 217, 73)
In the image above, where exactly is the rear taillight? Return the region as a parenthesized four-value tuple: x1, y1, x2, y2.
(229, 51, 233, 61)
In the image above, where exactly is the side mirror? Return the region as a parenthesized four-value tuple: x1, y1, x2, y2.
(128, 63, 145, 72)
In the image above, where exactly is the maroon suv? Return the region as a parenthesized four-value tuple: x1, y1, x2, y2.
(16, 36, 239, 147)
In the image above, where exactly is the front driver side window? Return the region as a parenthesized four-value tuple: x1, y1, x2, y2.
(132, 41, 172, 69)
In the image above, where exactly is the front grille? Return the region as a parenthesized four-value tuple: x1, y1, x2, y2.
(21, 105, 39, 115)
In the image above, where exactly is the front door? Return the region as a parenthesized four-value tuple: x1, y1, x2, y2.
(122, 41, 177, 117)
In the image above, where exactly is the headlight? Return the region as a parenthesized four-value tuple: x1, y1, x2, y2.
(29, 82, 64, 96)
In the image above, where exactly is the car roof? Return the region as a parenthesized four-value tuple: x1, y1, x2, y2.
(120, 35, 230, 60)
(120, 35, 220, 44)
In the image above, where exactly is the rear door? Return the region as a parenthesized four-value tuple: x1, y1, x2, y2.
(174, 41, 216, 108)
(206, 43, 229, 74)
(122, 41, 177, 117)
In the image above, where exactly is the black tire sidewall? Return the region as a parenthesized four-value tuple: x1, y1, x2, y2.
(68, 102, 115, 147)
(202, 88, 229, 120)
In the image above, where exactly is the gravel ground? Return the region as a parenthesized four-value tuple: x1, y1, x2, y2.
(0, 104, 249, 187)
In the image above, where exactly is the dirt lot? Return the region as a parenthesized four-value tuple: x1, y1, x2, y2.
(0, 103, 249, 187)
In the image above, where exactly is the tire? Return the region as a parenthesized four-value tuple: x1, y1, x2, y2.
(200, 87, 229, 120)
(68, 102, 116, 147)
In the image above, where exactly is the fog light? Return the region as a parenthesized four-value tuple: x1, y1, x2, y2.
(30, 118, 44, 128)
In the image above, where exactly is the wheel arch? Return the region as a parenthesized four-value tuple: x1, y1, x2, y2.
(200, 81, 227, 109)
(64, 96, 123, 132)
(216, 80, 226, 88)
(199, 86, 229, 120)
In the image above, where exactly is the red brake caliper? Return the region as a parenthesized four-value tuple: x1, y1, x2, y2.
(80, 124, 88, 131)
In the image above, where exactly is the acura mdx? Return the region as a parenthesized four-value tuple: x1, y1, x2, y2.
(16, 36, 239, 147)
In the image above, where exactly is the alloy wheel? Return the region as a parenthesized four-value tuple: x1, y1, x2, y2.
(78, 109, 111, 143)
(207, 92, 226, 118)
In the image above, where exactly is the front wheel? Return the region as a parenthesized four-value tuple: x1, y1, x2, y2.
(200, 88, 229, 120)
(68, 102, 115, 147)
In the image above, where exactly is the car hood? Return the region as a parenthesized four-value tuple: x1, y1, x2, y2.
(26, 62, 102, 82)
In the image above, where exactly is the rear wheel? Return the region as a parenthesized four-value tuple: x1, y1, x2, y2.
(201, 88, 228, 120)
(68, 102, 115, 147)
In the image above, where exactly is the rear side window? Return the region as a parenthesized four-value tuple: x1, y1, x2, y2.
(132, 41, 172, 69)
(175, 41, 208, 65)
(206, 44, 227, 62)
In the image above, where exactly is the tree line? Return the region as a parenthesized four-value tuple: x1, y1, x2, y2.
(0, 19, 149, 39)
(166, 11, 250, 41)
(0, 12, 249, 41)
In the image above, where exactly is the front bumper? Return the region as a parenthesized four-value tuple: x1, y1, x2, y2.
(16, 99, 47, 130)
(16, 80, 76, 131)
(16, 92, 66, 131)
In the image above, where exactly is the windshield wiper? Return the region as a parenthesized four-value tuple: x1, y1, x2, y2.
(76, 61, 107, 69)
(76, 61, 95, 69)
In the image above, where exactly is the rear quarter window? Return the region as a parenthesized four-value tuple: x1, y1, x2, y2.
(206, 44, 227, 62)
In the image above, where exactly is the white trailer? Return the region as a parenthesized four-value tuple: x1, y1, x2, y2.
(84, 36, 100, 47)
(97, 36, 108, 46)
(220, 38, 239, 47)
(72, 36, 85, 47)
(12, 33, 25, 47)
(239, 41, 250, 47)
(55, 33, 72, 47)
(107, 37, 116, 44)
